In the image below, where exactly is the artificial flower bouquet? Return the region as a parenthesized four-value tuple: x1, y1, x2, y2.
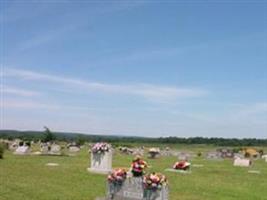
(91, 142, 110, 154)
(131, 156, 148, 177)
(173, 160, 191, 170)
(143, 172, 167, 191)
(107, 168, 127, 184)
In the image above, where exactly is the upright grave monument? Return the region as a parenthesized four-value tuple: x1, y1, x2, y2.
(40, 143, 62, 155)
(88, 142, 112, 174)
(148, 148, 160, 159)
(233, 158, 251, 167)
(14, 142, 31, 155)
(106, 156, 169, 200)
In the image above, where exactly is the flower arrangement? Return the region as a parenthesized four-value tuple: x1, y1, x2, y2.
(143, 172, 167, 190)
(131, 156, 147, 177)
(92, 142, 110, 153)
(173, 161, 191, 170)
(107, 168, 127, 184)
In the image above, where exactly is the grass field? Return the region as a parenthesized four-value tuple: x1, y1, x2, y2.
(1, 145, 267, 200)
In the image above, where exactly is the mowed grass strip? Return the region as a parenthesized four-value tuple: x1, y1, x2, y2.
(1, 146, 267, 200)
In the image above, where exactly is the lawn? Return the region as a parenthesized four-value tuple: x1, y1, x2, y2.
(1, 145, 267, 200)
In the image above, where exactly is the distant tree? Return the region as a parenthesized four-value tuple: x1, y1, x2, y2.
(75, 135, 86, 146)
(259, 149, 264, 156)
(0, 143, 5, 159)
(43, 127, 56, 142)
(25, 141, 31, 147)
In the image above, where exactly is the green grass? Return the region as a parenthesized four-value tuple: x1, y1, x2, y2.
(1, 146, 267, 200)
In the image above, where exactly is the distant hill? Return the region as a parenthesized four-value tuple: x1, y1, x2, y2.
(0, 129, 266, 146)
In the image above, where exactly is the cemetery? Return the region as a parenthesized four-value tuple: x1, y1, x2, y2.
(1, 1, 266, 199)
(1, 139, 267, 200)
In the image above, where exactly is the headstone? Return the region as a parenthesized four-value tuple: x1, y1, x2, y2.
(40, 143, 49, 154)
(88, 150, 112, 174)
(69, 146, 80, 153)
(107, 177, 168, 200)
(50, 144, 61, 155)
(9, 142, 19, 151)
(133, 148, 144, 156)
(148, 148, 160, 159)
(14, 145, 30, 155)
(206, 152, 222, 160)
(217, 148, 234, 158)
(234, 153, 244, 159)
(119, 147, 134, 155)
(233, 158, 251, 167)
(262, 155, 267, 162)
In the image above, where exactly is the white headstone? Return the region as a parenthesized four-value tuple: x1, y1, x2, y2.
(234, 153, 244, 159)
(233, 158, 251, 167)
(262, 155, 267, 162)
(206, 152, 222, 160)
(88, 151, 112, 174)
(68, 146, 80, 156)
(9, 142, 18, 151)
(50, 144, 61, 155)
(14, 146, 30, 155)
(69, 146, 80, 153)
(40, 144, 49, 154)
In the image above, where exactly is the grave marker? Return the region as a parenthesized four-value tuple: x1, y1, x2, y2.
(88, 143, 112, 174)
(233, 158, 251, 167)
(107, 177, 168, 200)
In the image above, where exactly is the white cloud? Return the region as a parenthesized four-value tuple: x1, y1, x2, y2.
(4, 68, 207, 103)
(2, 86, 41, 97)
(17, 25, 77, 51)
(1, 99, 60, 110)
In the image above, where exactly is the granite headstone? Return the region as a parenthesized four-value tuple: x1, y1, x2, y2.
(107, 177, 168, 200)
(88, 150, 112, 174)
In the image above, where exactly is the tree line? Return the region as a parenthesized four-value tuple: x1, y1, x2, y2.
(0, 129, 266, 146)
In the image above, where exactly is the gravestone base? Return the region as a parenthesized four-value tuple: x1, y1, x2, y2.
(87, 167, 112, 174)
(107, 177, 168, 200)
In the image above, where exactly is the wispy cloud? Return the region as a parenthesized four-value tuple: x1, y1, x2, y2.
(1, 99, 60, 110)
(231, 102, 267, 120)
(2, 86, 41, 97)
(17, 25, 77, 51)
(4, 68, 207, 103)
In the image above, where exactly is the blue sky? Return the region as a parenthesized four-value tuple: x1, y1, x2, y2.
(1, 0, 266, 138)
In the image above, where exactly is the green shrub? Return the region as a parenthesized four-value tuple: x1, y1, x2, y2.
(0, 143, 5, 159)
(25, 141, 31, 147)
(197, 152, 202, 157)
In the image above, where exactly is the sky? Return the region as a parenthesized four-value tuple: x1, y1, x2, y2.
(0, 0, 266, 138)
